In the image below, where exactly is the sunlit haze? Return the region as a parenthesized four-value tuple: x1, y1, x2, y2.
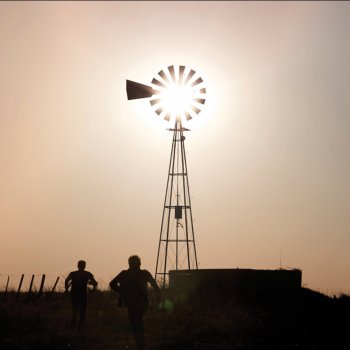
(0, 1, 350, 295)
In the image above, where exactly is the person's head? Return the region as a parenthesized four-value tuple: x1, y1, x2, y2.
(128, 255, 141, 269)
(77, 260, 86, 270)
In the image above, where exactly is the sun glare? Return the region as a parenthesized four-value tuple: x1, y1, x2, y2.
(158, 83, 194, 119)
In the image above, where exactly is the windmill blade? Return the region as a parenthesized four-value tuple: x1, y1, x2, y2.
(126, 80, 155, 100)
(158, 70, 170, 84)
(184, 69, 196, 84)
(155, 107, 164, 116)
(150, 98, 161, 106)
(152, 77, 167, 88)
(191, 105, 201, 114)
(168, 65, 176, 82)
(195, 98, 206, 105)
(191, 77, 203, 87)
(164, 113, 171, 121)
(199, 88, 206, 94)
(185, 111, 192, 121)
(179, 66, 186, 84)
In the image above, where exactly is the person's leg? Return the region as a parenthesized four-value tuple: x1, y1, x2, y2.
(78, 296, 87, 329)
(127, 307, 145, 350)
(71, 298, 79, 328)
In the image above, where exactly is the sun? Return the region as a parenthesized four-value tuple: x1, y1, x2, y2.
(157, 83, 194, 119)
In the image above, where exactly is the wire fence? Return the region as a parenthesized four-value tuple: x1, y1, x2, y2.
(0, 273, 66, 302)
(0, 273, 112, 302)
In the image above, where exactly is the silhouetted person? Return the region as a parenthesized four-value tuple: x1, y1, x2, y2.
(65, 260, 98, 329)
(110, 255, 161, 350)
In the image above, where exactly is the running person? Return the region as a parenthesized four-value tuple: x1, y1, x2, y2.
(65, 260, 98, 329)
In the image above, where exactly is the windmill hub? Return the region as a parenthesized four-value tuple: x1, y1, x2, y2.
(159, 83, 193, 118)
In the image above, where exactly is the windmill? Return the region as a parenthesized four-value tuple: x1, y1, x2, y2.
(126, 65, 206, 288)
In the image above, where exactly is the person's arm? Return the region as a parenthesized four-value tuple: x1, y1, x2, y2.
(88, 273, 98, 289)
(65, 273, 72, 292)
(109, 272, 122, 293)
(146, 271, 161, 302)
(110, 272, 125, 307)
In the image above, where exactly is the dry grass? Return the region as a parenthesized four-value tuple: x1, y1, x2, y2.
(1, 288, 350, 349)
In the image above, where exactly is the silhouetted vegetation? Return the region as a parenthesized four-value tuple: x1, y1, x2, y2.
(1, 288, 349, 349)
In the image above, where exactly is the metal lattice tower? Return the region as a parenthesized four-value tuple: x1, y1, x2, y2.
(155, 119, 198, 287)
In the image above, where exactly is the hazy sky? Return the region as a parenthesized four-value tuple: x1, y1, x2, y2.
(1, 1, 349, 294)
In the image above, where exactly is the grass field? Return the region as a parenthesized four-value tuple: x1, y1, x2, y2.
(1, 288, 349, 349)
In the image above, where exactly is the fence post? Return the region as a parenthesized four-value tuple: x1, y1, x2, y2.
(16, 274, 24, 301)
(27, 274, 35, 301)
(51, 276, 60, 293)
(4, 276, 10, 302)
(37, 274, 45, 298)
